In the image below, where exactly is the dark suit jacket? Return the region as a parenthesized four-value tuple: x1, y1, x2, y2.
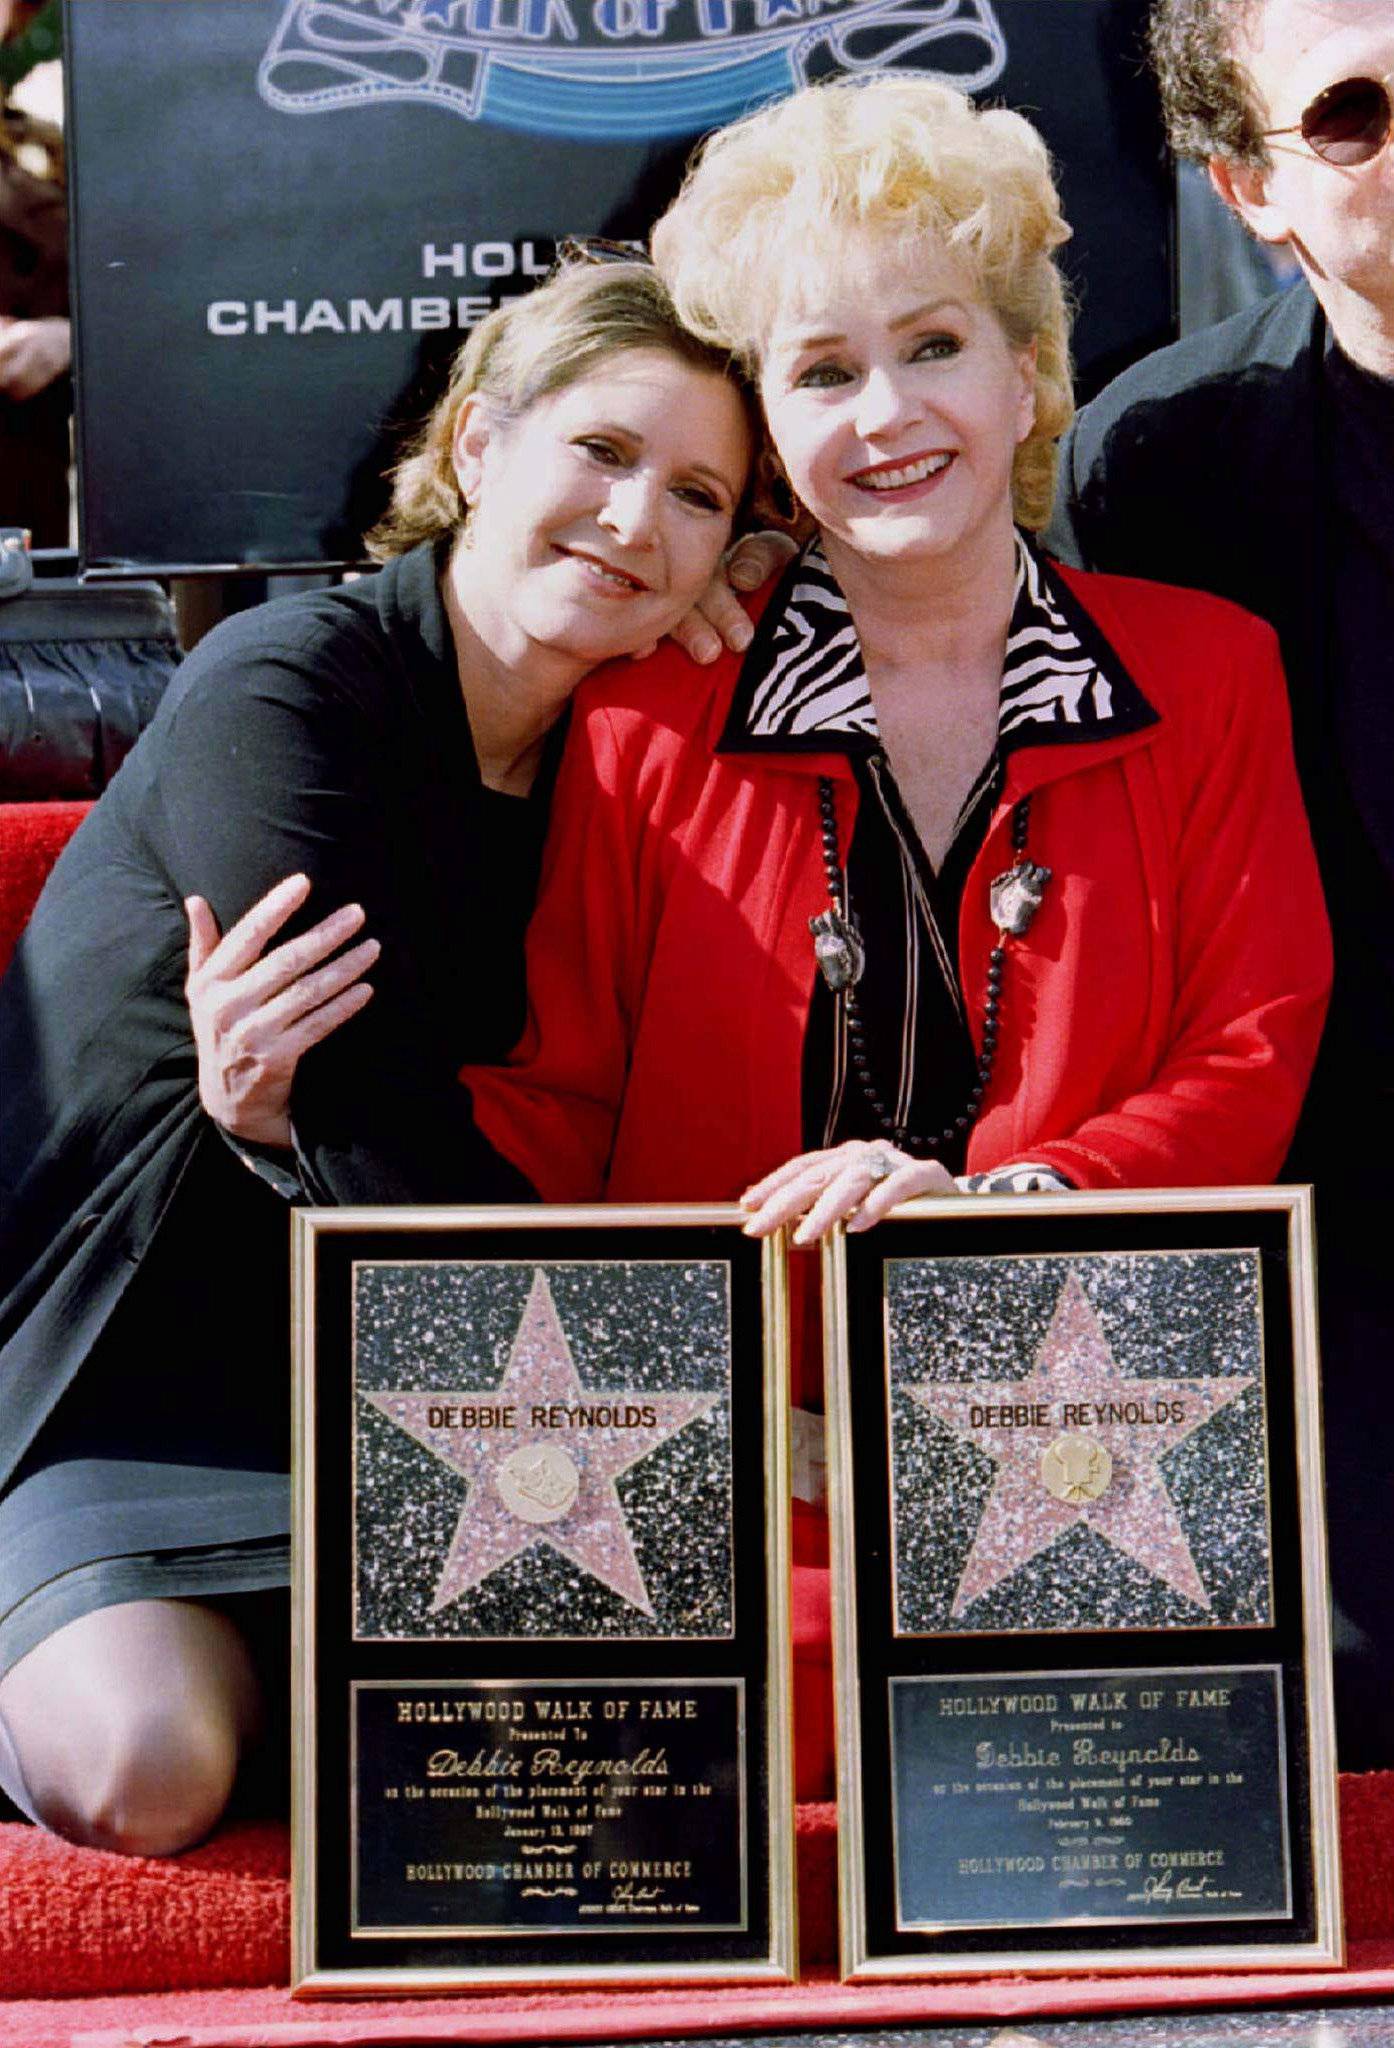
(1047, 284, 1391, 1208)
(1050, 286, 1328, 781)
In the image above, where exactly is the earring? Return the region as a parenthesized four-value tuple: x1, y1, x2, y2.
(757, 449, 799, 527)
(457, 485, 480, 552)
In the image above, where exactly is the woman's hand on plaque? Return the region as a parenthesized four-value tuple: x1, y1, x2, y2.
(739, 1139, 957, 1245)
(184, 873, 378, 1148)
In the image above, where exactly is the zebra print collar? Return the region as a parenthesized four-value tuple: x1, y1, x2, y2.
(717, 532, 1159, 756)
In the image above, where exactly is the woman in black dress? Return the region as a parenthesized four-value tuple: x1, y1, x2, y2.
(0, 259, 754, 1856)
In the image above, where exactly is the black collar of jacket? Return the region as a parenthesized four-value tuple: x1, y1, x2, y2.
(379, 537, 457, 676)
(379, 537, 571, 800)
(715, 529, 1159, 766)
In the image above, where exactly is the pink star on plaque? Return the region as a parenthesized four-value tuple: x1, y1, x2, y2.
(365, 1269, 718, 1618)
(908, 1271, 1254, 1617)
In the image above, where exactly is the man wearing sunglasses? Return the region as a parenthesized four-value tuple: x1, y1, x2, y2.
(1051, 0, 1394, 1769)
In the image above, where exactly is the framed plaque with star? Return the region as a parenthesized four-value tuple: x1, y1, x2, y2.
(290, 1205, 795, 1992)
(823, 1186, 1342, 1979)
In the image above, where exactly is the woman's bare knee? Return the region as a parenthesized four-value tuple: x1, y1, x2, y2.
(35, 1704, 240, 1856)
(0, 1598, 263, 1856)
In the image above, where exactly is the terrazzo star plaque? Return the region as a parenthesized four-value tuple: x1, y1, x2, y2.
(887, 1251, 1273, 1636)
(353, 1260, 735, 1640)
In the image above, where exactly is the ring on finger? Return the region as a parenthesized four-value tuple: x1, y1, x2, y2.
(862, 1145, 900, 1184)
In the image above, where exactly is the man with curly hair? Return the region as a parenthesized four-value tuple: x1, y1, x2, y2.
(1051, 0, 1394, 1768)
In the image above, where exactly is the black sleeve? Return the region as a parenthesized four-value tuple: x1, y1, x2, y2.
(1045, 349, 1240, 592)
(1043, 417, 1097, 570)
(145, 606, 535, 1205)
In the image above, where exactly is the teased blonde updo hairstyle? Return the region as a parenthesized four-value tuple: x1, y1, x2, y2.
(366, 259, 754, 560)
(651, 78, 1074, 530)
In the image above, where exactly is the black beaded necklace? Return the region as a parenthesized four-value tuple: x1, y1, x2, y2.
(810, 774, 1050, 1158)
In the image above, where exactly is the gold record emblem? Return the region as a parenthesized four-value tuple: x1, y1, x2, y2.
(495, 1444, 580, 1524)
(1040, 1431, 1113, 1504)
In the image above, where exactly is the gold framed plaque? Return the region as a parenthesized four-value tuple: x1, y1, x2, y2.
(291, 1205, 795, 1993)
(823, 1187, 1341, 1980)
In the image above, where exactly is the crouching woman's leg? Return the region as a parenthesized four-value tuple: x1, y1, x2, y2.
(0, 1598, 262, 1856)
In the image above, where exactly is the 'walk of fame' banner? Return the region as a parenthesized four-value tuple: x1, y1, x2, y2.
(291, 1206, 794, 1992)
(64, 0, 1166, 573)
(822, 1187, 1343, 1979)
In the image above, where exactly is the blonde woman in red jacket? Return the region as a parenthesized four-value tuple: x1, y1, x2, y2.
(461, 79, 1329, 1240)
(192, 79, 1331, 1802)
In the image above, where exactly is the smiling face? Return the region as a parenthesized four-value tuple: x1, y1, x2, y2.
(757, 231, 1036, 584)
(451, 348, 751, 670)
(1212, 0, 1394, 338)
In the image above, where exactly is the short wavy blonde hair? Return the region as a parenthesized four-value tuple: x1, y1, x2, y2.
(651, 78, 1074, 529)
(366, 260, 753, 559)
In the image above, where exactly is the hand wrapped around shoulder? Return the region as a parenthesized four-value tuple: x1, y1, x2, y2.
(184, 874, 378, 1148)
(646, 530, 797, 664)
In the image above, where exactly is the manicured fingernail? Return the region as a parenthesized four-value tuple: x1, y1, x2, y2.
(729, 559, 763, 591)
(727, 618, 753, 650)
(694, 631, 720, 664)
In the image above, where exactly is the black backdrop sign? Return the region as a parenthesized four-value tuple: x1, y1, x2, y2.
(66, 0, 1168, 573)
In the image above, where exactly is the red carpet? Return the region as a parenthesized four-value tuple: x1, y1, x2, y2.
(3, 1781, 1394, 2045)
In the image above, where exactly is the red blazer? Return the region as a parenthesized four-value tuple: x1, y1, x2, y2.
(468, 563, 1330, 1223)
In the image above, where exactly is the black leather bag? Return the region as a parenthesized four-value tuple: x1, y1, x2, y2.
(0, 573, 179, 798)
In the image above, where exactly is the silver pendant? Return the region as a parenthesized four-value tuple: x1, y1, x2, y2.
(810, 908, 866, 991)
(989, 859, 1052, 938)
